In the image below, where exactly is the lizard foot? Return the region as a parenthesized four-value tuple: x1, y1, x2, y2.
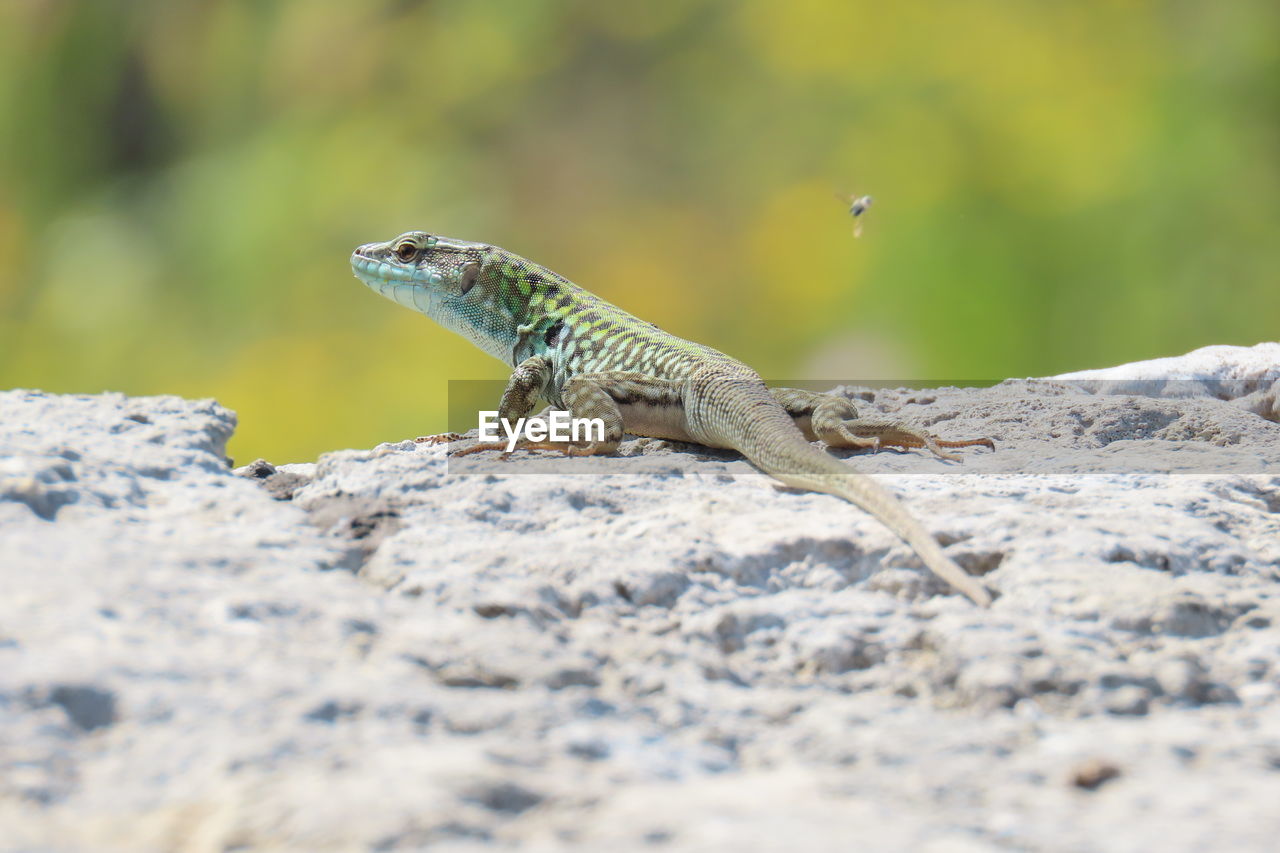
(454, 439, 621, 458)
(415, 432, 467, 446)
(825, 424, 995, 462)
(448, 440, 513, 458)
(935, 436, 996, 451)
(878, 433, 995, 461)
(501, 439, 617, 456)
(447, 439, 586, 459)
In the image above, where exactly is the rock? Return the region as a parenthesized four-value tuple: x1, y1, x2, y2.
(1070, 757, 1122, 791)
(2, 344, 1280, 851)
(1054, 342, 1280, 422)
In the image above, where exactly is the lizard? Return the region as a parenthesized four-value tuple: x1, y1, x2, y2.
(351, 232, 996, 606)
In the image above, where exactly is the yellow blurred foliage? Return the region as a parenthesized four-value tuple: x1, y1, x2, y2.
(1, 0, 1276, 462)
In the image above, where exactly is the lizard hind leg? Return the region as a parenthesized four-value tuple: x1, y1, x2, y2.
(772, 388, 994, 461)
(837, 418, 996, 459)
(805, 397, 951, 456)
(814, 404, 990, 462)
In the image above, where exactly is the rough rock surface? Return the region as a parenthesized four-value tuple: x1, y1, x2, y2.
(2, 344, 1279, 852)
(1054, 341, 1280, 423)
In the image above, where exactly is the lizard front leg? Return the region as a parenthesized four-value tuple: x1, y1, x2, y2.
(771, 388, 994, 462)
(506, 373, 626, 456)
(449, 355, 553, 456)
(501, 371, 688, 456)
(465, 372, 685, 458)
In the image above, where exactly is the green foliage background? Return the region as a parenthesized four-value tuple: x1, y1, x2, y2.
(1, 1, 1276, 463)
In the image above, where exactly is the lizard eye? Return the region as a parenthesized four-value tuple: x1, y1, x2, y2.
(394, 241, 418, 263)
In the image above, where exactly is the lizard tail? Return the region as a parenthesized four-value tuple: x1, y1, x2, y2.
(731, 405, 992, 606)
(773, 461, 992, 607)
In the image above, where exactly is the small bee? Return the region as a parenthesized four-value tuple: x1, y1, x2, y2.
(836, 193, 874, 238)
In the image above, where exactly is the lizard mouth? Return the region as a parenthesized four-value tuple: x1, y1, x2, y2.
(350, 252, 436, 314)
(351, 252, 408, 282)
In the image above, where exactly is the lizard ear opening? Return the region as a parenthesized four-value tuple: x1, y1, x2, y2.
(459, 262, 480, 295)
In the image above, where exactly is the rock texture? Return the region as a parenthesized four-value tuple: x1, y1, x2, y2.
(2, 344, 1279, 852)
(1054, 341, 1280, 423)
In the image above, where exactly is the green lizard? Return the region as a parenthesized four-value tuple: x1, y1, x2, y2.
(351, 232, 996, 606)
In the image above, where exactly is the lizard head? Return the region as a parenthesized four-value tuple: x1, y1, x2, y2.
(351, 231, 486, 305)
(351, 231, 531, 363)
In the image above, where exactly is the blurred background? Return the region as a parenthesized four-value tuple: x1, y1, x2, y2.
(1, 1, 1276, 463)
